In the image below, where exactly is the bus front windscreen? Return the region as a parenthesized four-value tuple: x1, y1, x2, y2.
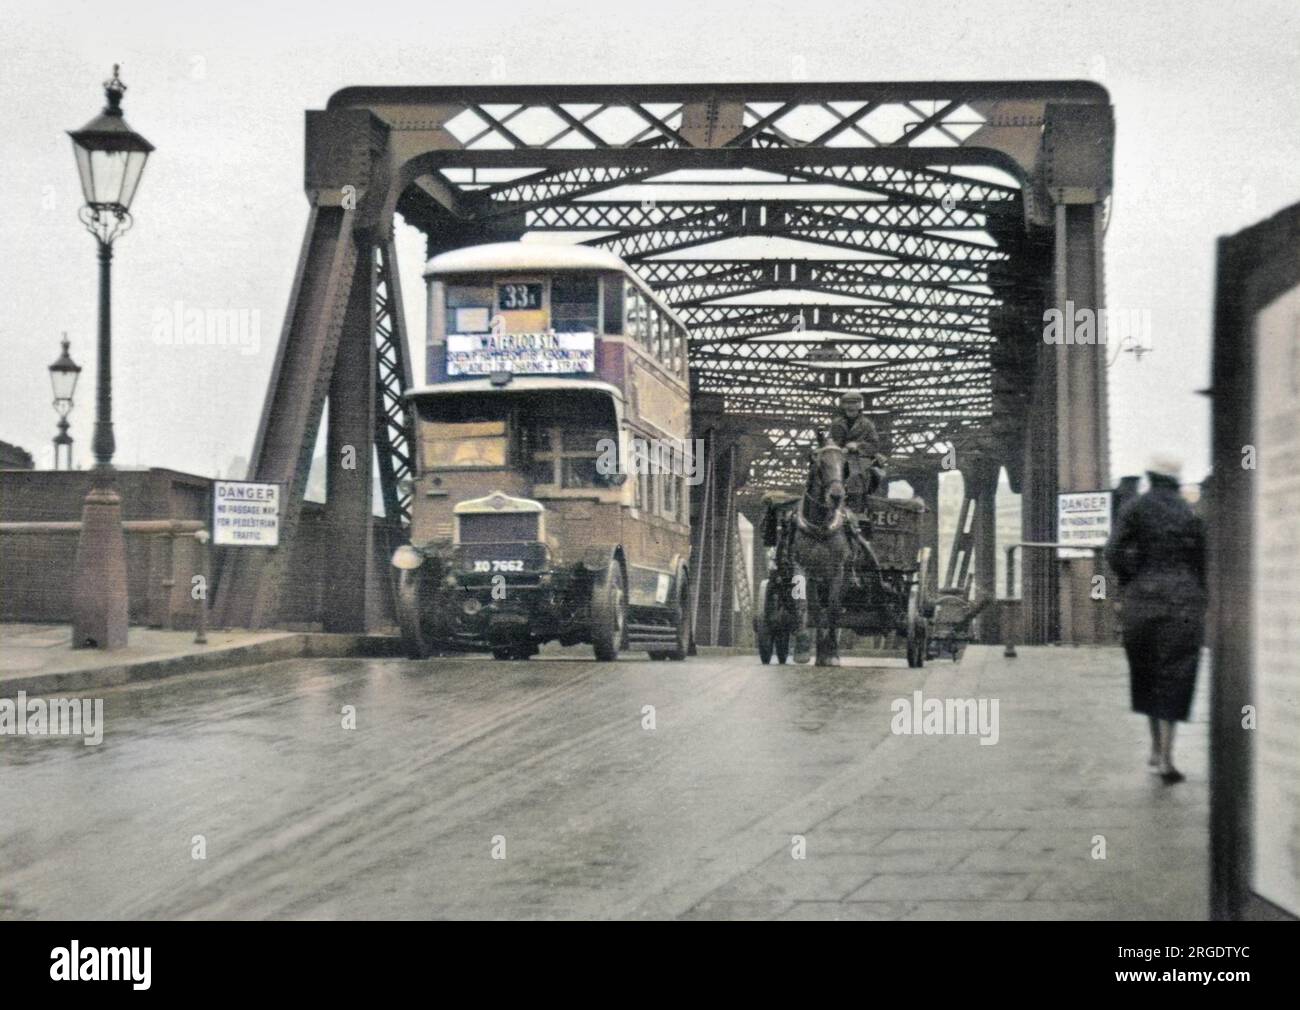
(414, 390, 619, 479)
(421, 418, 507, 469)
(416, 395, 510, 469)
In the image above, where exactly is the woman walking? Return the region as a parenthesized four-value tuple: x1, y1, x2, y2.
(1104, 456, 1209, 784)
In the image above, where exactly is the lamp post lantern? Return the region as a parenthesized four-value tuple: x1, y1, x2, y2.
(66, 65, 153, 648)
(48, 333, 81, 470)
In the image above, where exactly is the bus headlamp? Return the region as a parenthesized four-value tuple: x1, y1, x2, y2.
(391, 545, 424, 571)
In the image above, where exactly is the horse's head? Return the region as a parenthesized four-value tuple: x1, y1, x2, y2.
(808, 443, 846, 511)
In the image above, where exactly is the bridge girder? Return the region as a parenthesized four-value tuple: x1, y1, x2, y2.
(215, 81, 1113, 647)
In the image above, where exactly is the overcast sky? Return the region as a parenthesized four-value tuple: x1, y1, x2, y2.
(2, 0, 1297, 485)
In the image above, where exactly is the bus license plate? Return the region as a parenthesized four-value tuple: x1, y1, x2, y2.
(470, 559, 525, 573)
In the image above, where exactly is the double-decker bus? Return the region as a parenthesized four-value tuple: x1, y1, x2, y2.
(391, 242, 694, 661)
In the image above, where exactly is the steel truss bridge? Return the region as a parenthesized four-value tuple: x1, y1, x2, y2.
(214, 82, 1114, 647)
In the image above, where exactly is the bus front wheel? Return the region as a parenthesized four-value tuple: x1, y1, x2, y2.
(591, 561, 626, 662)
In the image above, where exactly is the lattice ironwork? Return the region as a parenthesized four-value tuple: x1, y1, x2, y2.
(325, 82, 1112, 505)
(222, 82, 1111, 643)
(434, 94, 995, 153)
(373, 239, 415, 525)
(481, 162, 1020, 485)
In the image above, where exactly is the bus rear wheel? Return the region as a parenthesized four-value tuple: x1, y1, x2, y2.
(665, 581, 689, 661)
(591, 560, 626, 662)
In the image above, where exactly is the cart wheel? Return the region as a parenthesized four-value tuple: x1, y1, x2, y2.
(774, 630, 791, 664)
(906, 620, 929, 668)
(906, 553, 930, 669)
(793, 630, 812, 665)
(914, 546, 932, 604)
(755, 579, 774, 664)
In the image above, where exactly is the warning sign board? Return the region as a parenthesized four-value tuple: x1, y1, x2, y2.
(213, 480, 280, 547)
(1056, 490, 1113, 559)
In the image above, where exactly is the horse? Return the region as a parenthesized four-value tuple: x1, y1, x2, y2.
(790, 440, 855, 666)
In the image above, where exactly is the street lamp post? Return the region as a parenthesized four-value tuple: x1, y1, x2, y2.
(67, 65, 153, 649)
(48, 333, 81, 470)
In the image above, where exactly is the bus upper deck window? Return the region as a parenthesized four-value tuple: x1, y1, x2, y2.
(602, 275, 623, 334)
(624, 283, 641, 343)
(445, 281, 494, 334)
(634, 285, 655, 347)
(649, 309, 662, 359)
(551, 274, 599, 333)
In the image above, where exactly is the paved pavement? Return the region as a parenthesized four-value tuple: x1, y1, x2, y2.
(0, 623, 396, 693)
(0, 644, 1209, 920)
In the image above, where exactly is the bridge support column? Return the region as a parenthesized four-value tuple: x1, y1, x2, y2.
(970, 461, 1000, 642)
(744, 504, 768, 631)
(690, 429, 738, 648)
(1021, 349, 1058, 643)
(909, 470, 941, 589)
(1053, 201, 1112, 645)
(323, 247, 385, 632)
(214, 206, 368, 630)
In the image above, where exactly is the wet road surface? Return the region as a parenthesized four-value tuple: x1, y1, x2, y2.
(0, 647, 1208, 919)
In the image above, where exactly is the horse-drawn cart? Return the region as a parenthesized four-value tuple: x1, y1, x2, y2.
(756, 487, 934, 667)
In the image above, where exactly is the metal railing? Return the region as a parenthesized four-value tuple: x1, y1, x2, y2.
(0, 519, 212, 644)
(1001, 541, 1099, 658)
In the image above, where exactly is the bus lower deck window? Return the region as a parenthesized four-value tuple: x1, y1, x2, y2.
(526, 418, 617, 489)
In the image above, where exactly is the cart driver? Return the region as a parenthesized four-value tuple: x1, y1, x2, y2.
(824, 392, 887, 588)
(828, 391, 880, 458)
(828, 391, 887, 503)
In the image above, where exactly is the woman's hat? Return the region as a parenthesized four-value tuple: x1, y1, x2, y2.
(1146, 454, 1183, 480)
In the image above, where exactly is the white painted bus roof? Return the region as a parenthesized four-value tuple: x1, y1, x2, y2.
(423, 241, 688, 331)
(425, 242, 628, 276)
